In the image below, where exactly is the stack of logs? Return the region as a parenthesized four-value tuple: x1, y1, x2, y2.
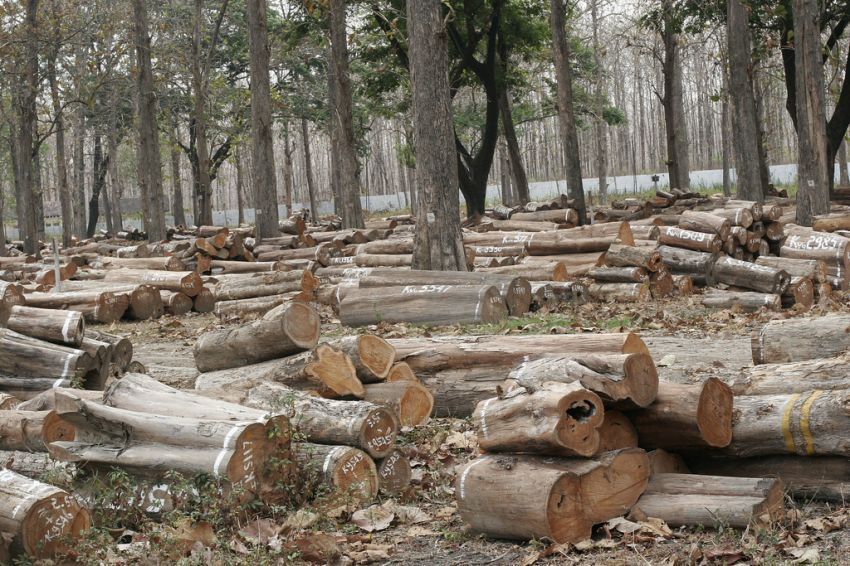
(451, 331, 787, 544)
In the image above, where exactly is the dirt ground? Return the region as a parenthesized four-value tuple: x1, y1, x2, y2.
(81, 295, 850, 565)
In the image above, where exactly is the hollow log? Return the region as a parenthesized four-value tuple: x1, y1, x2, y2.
(686, 455, 850, 502)
(376, 449, 411, 495)
(340, 285, 508, 328)
(628, 378, 733, 450)
(474, 383, 603, 457)
(0, 469, 91, 559)
(362, 381, 434, 427)
(195, 344, 365, 399)
(629, 473, 783, 528)
(456, 448, 649, 544)
(505, 352, 658, 408)
(193, 303, 320, 372)
(4, 306, 84, 348)
(711, 257, 789, 294)
(295, 443, 378, 499)
(702, 290, 782, 312)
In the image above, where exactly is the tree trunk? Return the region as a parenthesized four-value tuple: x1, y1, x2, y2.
(246, 0, 280, 239)
(727, 0, 765, 202)
(591, 0, 608, 204)
(86, 135, 109, 237)
(234, 149, 245, 225)
(794, 0, 830, 225)
(839, 140, 850, 187)
(46, 7, 72, 247)
(169, 118, 186, 227)
(300, 117, 319, 223)
(283, 121, 294, 215)
(107, 89, 123, 232)
(499, 90, 530, 205)
(328, 0, 364, 229)
(550, 0, 588, 224)
(72, 42, 86, 239)
(132, 0, 167, 241)
(721, 49, 732, 197)
(191, 0, 213, 226)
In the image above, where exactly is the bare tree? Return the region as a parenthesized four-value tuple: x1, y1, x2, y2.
(169, 116, 186, 227)
(660, 0, 690, 189)
(407, 0, 467, 271)
(47, 0, 72, 246)
(328, 0, 364, 228)
(591, 0, 608, 203)
(550, 0, 587, 224)
(794, 0, 830, 225)
(301, 117, 319, 223)
(246, 0, 280, 239)
(727, 0, 764, 202)
(132, 0, 167, 240)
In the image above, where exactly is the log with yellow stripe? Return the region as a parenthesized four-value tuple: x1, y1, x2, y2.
(719, 390, 850, 457)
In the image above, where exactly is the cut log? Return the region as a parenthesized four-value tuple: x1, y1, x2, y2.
(686, 455, 850, 502)
(754, 256, 827, 282)
(102, 268, 203, 297)
(340, 285, 508, 328)
(678, 210, 731, 240)
(603, 243, 662, 271)
(751, 314, 850, 364)
(657, 226, 722, 253)
(593, 410, 638, 454)
(22, 290, 128, 323)
(214, 293, 300, 320)
(4, 306, 84, 348)
(474, 383, 604, 456)
(710, 207, 754, 228)
(161, 291, 193, 316)
(456, 448, 649, 544)
(0, 410, 75, 451)
(295, 443, 378, 499)
(629, 473, 783, 528)
(212, 270, 313, 301)
(0, 469, 91, 559)
(588, 266, 648, 283)
(505, 352, 658, 408)
(192, 287, 216, 313)
(84, 331, 132, 372)
(628, 378, 733, 450)
(780, 228, 850, 269)
(195, 344, 365, 399)
(376, 449, 411, 495)
(96, 256, 186, 271)
(719, 390, 850, 457)
(657, 245, 717, 280)
(647, 449, 690, 474)
(47, 281, 164, 321)
(477, 262, 569, 282)
(711, 256, 789, 294)
(731, 353, 850, 395)
(588, 282, 650, 302)
(702, 290, 781, 312)
(531, 281, 587, 305)
(351, 270, 532, 316)
(0, 394, 19, 410)
(781, 276, 814, 309)
(671, 274, 693, 295)
(323, 336, 395, 383)
(193, 303, 320, 372)
(648, 268, 674, 298)
(362, 381, 434, 427)
(0, 329, 97, 387)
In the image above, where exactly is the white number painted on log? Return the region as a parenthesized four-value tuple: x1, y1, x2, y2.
(402, 285, 452, 294)
(341, 452, 364, 476)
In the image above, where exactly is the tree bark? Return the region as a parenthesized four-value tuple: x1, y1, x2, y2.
(191, 0, 213, 226)
(300, 117, 319, 223)
(169, 117, 186, 226)
(550, 0, 587, 224)
(246, 0, 280, 239)
(46, 2, 72, 247)
(727, 0, 765, 202)
(499, 90, 530, 205)
(406, 0, 467, 270)
(794, 0, 830, 225)
(132, 0, 167, 241)
(591, 0, 608, 204)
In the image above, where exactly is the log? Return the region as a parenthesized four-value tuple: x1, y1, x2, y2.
(212, 270, 313, 301)
(686, 456, 850, 502)
(362, 381, 434, 427)
(388, 333, 649, 417)
(4, 306, 84, 347)
(103, 269, 203, 297)
(657, 226, 722, 253)
(192, 287, 216, 313)
(781, 276, 814, 309)
(630, 473, 783, 528)
(754, 256, 827, 282)
(295, 443, 378, 499)
(813, 212, 850, 232)
(711, 256, 789, 294)
(354, 253, 412, 268)
(671, 274, 693, 295)
(474, 383, 604, 456)
(0, 450, 66, 479)
(657, 245, 717, 280)
(532, 281, 587, 305)
(647, 449, 689, 474)
(710, 207, 754, 228)
(780, 228, 850, 269)
(47, 281, 164, 321)
(351, 270, 532, 316)
(323, 336, 396, 383)
(588, 266, 648, 283)
(376, 449, 411, 495)
(0, 410, 75, 451)
(628, 378, 733, 450)
(702, 290, 781, 312)
(84, 331, 132, 372)
(455, 448, 649, 544)
(588, 282, 650, 302)
(0, 469, 91, 559)
(193, 303, 320, 372)
(477, 262, 569, 282)
(488, 220, 561, 232)
(511, 209, 578, 224)
(730, 353, 850, 395)
(0, 282, 25, 308)
(470, 244, 527, 258)
(678, 210, 731, 240)
(96, 256, 186, 271)
(0, 394, 19, 409)
(214, 293, 301, 320)
(22, 290, 128, 323)
(752, 315, 850, 364)
(719, 390, 850, 457)
(195, 344, 365, 399)
(340, 285, 508, 328)
(161, 291, 193, 316)
(594, 410, 638, 454)
(0, 329, 97, 387)
(505, 352, 658, 408)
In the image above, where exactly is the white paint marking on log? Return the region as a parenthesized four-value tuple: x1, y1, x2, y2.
(323, 445, 348, 476)
(473, 286, 487, 323)
(757, 324, 769, 364)
(735, 209, 741, 225)
(60, 353, 74, 379)
(347, 414, 359, 437)
(478, 398, 495, 439)
(458, 457, 488, 501)
(213, 424, 245, 478)
(61, 311, 76, 343)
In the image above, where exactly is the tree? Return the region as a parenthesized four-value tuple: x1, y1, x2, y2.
(550, 0, 587, 225)
(46, 0, 72, 246)
(132, 0, 167, 240)
(727, 0, 765, 202)
(328, 0, 364, 228)
(794, 0, 830, 225)
(590, 0, 608, 203)
(408, 0, 467, 271)
(246, 0, 280, 239)
(659, 0, 690, 190)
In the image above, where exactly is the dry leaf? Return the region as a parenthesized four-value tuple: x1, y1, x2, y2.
(391, 504, 431, 524)
(165, 519, 217, 556)
(284, 509, 320, 530)
(433, 505, 457, 520)
(293, 533, 341, 563)
(239, 518, 279, 545)
(788, 548, 820, 564)
(606, 516, 642, 534)
(351, 505, 395, 532)
(406, 526, 438, 537)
